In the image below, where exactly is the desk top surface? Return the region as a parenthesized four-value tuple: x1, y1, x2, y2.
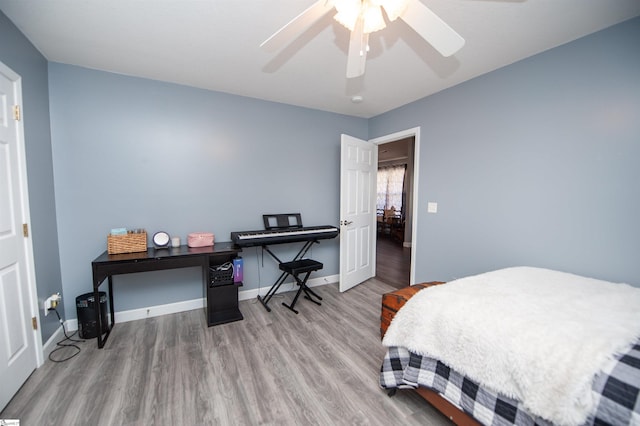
(92, 241, 240, 264)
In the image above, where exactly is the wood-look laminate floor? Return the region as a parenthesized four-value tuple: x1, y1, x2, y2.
(1, 279, 451, 426)
(376, 236, 411, 289)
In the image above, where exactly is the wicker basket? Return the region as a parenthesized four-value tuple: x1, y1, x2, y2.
(107, 232, 147, 254)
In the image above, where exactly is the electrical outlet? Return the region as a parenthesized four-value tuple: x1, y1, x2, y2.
(43, 293, 61, 316)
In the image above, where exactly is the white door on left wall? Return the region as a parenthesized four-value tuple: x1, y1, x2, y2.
(0, 61, 39, 411)
(339, 134, 377, 292)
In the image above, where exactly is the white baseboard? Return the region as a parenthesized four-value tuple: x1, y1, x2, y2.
(42, 324, 66, 360)
(63, 274, 339, 331)
(65, 297, 205, 331)
(239, 273, 338, 300)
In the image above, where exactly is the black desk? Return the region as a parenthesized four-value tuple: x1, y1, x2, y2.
(91, 242, 242, 348)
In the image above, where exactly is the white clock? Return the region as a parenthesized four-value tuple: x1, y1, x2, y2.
(152, 231, 170, 248)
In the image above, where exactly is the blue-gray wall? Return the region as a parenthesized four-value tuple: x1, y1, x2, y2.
(47, 63, 367, 320)
(3, 9, 639, 336)
(0, 11, 64, 341)
(370, 17, 640, 286)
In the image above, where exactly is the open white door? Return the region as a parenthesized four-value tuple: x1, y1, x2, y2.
(339, 134, 377, 292)
(0, 62, 40, 410)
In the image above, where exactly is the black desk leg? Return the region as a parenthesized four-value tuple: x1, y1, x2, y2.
(108, 275, 115, 325)
(94, 284, 105, 348)
(95, 276, 114, 349)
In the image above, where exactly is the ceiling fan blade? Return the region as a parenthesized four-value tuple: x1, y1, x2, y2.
(260, 0, 335, 52)
(399, 0, 465, 57)
(346, 17, 369, 78)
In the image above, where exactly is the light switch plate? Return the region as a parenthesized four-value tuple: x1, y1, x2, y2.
(427, 202, 438, 213)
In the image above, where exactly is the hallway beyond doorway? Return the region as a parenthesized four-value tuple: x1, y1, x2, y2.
(375, 237, 410, 289)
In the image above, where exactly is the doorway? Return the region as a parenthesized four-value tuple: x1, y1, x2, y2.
(371, 128, 419, 289)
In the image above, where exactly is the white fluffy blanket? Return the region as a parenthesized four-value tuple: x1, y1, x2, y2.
(382, 266, 640, 426)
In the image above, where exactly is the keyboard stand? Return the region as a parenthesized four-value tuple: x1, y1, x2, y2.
(256, 239, 319, 312)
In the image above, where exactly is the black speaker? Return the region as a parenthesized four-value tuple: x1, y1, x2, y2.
(76, 291, 108, 339)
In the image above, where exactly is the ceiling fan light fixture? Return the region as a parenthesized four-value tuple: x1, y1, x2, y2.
(334, 0, 387, 34)
(260, 0, 465, 79)
(362, 3, 386, 33)
(334, 0, 361, 30)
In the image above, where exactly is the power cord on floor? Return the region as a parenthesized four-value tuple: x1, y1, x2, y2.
(48, 307, 84, 363)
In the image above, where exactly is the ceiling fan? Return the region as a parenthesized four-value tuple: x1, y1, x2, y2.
(260, 0, 465, 78)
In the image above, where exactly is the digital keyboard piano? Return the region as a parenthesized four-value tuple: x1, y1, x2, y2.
(231, 225, 339, 247)
(230, 214, 339, 312)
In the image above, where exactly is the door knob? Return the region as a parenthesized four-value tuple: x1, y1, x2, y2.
(341, 220, 353, 226)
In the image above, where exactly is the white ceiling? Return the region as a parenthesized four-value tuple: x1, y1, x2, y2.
(1, 0, 639, 118)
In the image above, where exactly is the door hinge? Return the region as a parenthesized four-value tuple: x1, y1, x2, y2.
(32, 317, 38, 330)
(13, 105, 21, 121)
(23, 223, 29, 237)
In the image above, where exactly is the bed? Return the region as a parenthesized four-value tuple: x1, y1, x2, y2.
(379, 267, 640, 426)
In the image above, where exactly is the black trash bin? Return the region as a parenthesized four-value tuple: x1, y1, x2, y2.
(76, 292, 108, 339)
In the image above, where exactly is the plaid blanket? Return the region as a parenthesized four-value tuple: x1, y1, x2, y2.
(380, 341, 640, 426)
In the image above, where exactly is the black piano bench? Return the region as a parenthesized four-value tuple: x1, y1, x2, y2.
(279, 259, 323, 314)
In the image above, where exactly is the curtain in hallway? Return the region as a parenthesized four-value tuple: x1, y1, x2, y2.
(377, 165, 406, 215)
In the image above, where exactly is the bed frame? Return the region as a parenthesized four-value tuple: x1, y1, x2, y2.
(381, 283, 481, 426)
